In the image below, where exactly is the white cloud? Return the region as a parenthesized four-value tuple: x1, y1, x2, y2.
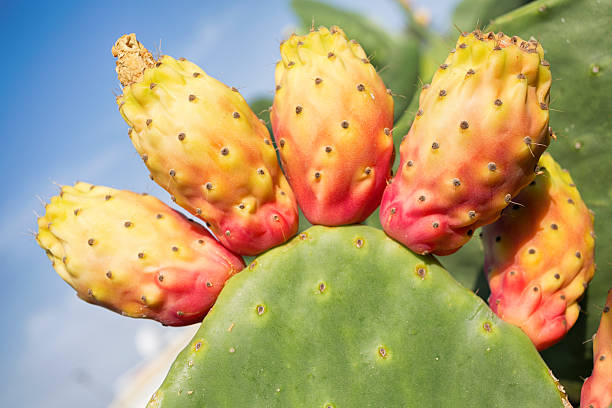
(2, 294, 190, 408)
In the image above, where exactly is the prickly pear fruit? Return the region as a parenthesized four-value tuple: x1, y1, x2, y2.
(482, 153, 595, 350)
(36, 182, 245, 326)
(270, 26, 394, 225)
(581, 290, 612, 408)
(380, 30, 552, 255)
(112, 34, 298, 255)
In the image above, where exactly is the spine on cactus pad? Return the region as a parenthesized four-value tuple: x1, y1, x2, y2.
(581, 290, 612, 408)
(380, 30, 552, 255)
(36, 182, 245, 326)
(482, 153, 595, 350)
(271, 26, 394, 226)
(112, 34, 298, 255)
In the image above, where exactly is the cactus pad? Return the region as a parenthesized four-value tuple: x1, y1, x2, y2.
(149, 225, 569, 407)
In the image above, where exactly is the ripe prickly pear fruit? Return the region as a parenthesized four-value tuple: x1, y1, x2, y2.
(482, 153, 595, 350)
(112, 34, 298, 255)
(36, 182, 245, 326)
(380, 30, 552, 255)
(581, 290, 612, 408)
(270, 26, 394, 225)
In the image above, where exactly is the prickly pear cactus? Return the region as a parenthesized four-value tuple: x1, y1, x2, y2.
(271, 26, 394, 226)
(32, 1, 609, 404)
(581, 290, 612, 408)
(113, 34, 299, 256)
(148, 226, 569, 407)
(384, 2, 611, 399)
(36, 182, 245, 326)
(440, 0, 612, 396)
(482, 153, 595, 351)
(380, 30, 551, 256)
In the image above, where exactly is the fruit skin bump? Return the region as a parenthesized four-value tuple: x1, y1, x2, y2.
(113, 33, 298, 256)
(380, 30, 552, 255)
(482, 153, 595, 350)
(581, 290, 612, 408)
(36, 182, 245, 326)
(271, 26, 394, 226)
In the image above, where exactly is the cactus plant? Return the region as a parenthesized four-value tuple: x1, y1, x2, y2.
(31, 0, 612, 405)
(413, 0, 612, 397)
(148, 225, 570, 408)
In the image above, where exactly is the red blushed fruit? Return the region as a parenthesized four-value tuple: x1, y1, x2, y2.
(217, 201, 299, 256)
(114, 34, 299, 256)
(380, 30, 551, 255)
(483, 154, 594, 350)
(271, 26, 394, 226)
(37, 182, 246, 327)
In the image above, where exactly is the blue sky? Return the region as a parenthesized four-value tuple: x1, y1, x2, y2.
(0, 1, 457, 406)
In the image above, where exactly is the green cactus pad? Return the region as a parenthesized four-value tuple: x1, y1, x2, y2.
(148, 225, 568, 407)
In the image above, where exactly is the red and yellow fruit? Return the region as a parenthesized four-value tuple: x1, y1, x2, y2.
(380, 30, 552, 255)
(271, 26, 394, 225)
(36, 182, 245, 326)
(113, 34, 298, 255)
(482, 153, 595, 350)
